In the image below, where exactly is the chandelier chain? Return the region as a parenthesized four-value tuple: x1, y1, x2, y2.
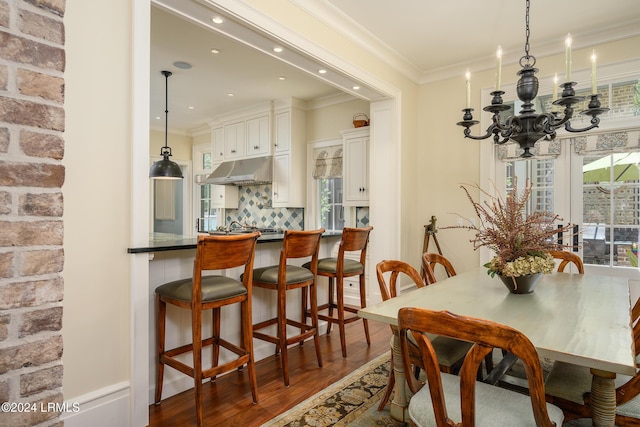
(524, 0, 531, 62)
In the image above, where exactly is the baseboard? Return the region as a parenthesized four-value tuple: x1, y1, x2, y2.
(61, 381, 130, 427)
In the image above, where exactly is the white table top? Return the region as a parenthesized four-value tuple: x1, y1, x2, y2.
(360, 268, 636, 376)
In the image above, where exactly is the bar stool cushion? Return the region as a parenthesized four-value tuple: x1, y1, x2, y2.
(248, 265, 314, 284)
(155, 276, 247, 303)
(303, 258, 363, 274)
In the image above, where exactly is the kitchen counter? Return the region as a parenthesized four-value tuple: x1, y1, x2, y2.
(127, 230, 342, 253)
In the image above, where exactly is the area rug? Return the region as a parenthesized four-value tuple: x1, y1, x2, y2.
(260, 351, 592, 427)
(261, 352, 394, 427)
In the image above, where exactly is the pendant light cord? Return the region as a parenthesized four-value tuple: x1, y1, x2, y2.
(161, 70, 172, 154)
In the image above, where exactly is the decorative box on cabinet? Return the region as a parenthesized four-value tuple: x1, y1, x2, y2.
(272, 98, 306, 207)
(342, 127, 369, 206)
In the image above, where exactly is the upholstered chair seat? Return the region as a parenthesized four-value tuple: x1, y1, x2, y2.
(156, 276, 247, 302)
(409, 371, 565, 427)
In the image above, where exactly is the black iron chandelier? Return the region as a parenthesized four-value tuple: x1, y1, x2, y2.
(149, 70, 183, 179)
(457, 0, 609, 158)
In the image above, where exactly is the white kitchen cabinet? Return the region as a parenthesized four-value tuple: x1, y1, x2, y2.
(272, 153, 290, 205)
(246, 115, 270, 157)
(224, 121, 245, 159)
(342, 128, 370, 206)
(210, 162, 239, 209)
(272, 98, 306, 207)
(211, 127, 224, 162)
(211, 184, 239, 209)
(274, 111, 290, 153)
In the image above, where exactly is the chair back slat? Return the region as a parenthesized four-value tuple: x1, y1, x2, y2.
(399, 307, 557, 427)
(339, 227, 373, 261)
(421, 253, 457, 285)
(196, 232, 260, 271)
(376, 260, 424, 301)
(548, 250, 584, 274)
(280, 229, 325, 260)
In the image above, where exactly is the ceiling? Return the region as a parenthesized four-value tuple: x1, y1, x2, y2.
(151, 0, 640, 133)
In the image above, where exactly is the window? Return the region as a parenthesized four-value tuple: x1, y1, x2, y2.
(197, 183, 217, 232)
(582, 152, 639, 267)
(319, 177, 344, 231)
(506, 158, 555, 215)
(494, 76, 640, 273)
(193, 143, 216, 233)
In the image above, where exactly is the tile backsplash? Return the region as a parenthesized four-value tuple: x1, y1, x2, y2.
(225, 185, 370, 231)
(356, 207, 370, 227)
(225, 184, 304, 230)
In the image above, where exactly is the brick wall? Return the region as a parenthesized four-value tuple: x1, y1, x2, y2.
(0, 1, 65, 426)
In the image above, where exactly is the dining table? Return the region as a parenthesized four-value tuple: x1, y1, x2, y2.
(358, 267, 636, 427)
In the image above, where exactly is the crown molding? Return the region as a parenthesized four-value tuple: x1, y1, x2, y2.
(419, 18, 640, 85)
(291, 0, 422, 84)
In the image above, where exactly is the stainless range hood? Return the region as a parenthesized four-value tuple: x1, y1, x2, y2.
(205, 156, 272, 186)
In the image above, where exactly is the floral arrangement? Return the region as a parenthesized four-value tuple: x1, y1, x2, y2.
(451, 179, 571, 278)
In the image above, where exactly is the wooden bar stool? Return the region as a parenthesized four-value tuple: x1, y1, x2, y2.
(249, 229, 325, 386)
(305, 226, 373, 358)
(154, 232, 260, 427)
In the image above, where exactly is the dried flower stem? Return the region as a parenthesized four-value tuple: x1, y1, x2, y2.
(446, 178, 573, 276)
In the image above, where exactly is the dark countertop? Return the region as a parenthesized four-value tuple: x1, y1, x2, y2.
(127, 231, 342, 254)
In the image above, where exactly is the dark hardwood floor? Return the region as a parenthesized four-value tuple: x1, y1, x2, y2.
(149, 320, 391, 427)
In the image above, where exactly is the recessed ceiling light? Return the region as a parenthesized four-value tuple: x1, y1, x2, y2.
(352, 85, 360, 90)
(318, 69, 327, 74)
(278, 76, 286, 80)
(173, 61, 192, 69)
(211, 16, 223, 24)
(210, 48, 220, 54)
(188, 106, 195, 110)
(227, 93, 235, 97)
(155, 116, 161, 120)
(273, 47, 283, 53)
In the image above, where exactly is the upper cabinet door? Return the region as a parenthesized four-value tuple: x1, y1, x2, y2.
(246, 115, 270, 157)
(272, 152, 290, 206)
(212, 127, 224, 162)
(224, 121, 245, 159)
(343, 128, 370, 206)
(274, 111, 290, 153)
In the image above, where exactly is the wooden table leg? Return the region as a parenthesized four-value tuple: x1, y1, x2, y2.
(389, 332, 409, 425)
(590, 368, 617, 427)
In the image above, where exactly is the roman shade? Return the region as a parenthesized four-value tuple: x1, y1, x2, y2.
(497, 138, 562, 162)
(312, 145, 342, 179)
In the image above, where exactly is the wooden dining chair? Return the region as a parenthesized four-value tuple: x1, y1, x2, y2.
(375, 260, 474, 411)
(544, 297, 640, 425)
(154, 232, 260, 427)
(549, 250, 585, 273)
(398, 307, 565, 426)
(421, 252, 457, 285)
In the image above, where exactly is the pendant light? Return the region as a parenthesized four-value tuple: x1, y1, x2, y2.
(149, 70, 183, 179)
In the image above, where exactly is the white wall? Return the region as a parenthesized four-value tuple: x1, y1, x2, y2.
(63, 0, 132, 401)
